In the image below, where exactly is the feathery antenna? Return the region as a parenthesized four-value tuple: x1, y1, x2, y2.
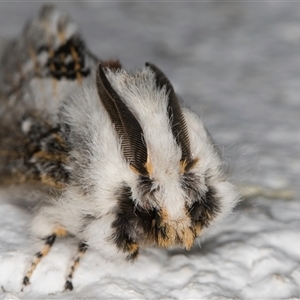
(96, 64, 148, 175)
(146, 62, 192, 164)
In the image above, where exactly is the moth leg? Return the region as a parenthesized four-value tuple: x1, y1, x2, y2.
(21, 228, 67, 291)
(21, 234, 56, 291)
(64, 241, 88, 291)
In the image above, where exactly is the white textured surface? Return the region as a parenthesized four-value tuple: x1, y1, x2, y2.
(0, 2, 299, 299)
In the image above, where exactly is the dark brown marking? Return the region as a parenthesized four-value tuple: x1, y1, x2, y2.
(189, 185, 221, 228)
(111, 186, 143, 254)
(46, 36, 91, 81)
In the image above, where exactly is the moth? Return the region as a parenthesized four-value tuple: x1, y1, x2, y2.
(0, 5, 239, 291)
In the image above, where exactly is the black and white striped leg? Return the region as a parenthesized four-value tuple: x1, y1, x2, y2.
(64, 241, 88, 291)
(21, 234, 56, 291)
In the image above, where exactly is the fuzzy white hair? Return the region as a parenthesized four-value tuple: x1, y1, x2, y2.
(30, 65, 239, 259)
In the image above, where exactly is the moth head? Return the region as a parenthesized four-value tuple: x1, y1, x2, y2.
(96, 63, 239, 250)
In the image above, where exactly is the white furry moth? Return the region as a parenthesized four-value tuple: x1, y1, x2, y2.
(0, 5, 239, 291)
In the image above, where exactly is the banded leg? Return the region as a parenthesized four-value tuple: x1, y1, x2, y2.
(64, 242, 88, 291)
(21, 228, 67, 291)
(21, 234, 56, 291)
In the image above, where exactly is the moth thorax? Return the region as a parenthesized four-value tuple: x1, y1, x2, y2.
(146, 149, 182, 182)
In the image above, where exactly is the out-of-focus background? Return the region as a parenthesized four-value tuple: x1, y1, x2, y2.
(0, 2, 299, 299)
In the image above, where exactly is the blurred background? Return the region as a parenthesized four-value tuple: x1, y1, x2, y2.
(0, 1, 298, 193)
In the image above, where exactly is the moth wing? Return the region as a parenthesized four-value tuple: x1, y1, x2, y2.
(0, 5, 97, 189)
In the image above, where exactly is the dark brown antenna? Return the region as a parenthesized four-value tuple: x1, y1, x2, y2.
(96, 64, 148, 175)
(146, 62, 192, 164)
